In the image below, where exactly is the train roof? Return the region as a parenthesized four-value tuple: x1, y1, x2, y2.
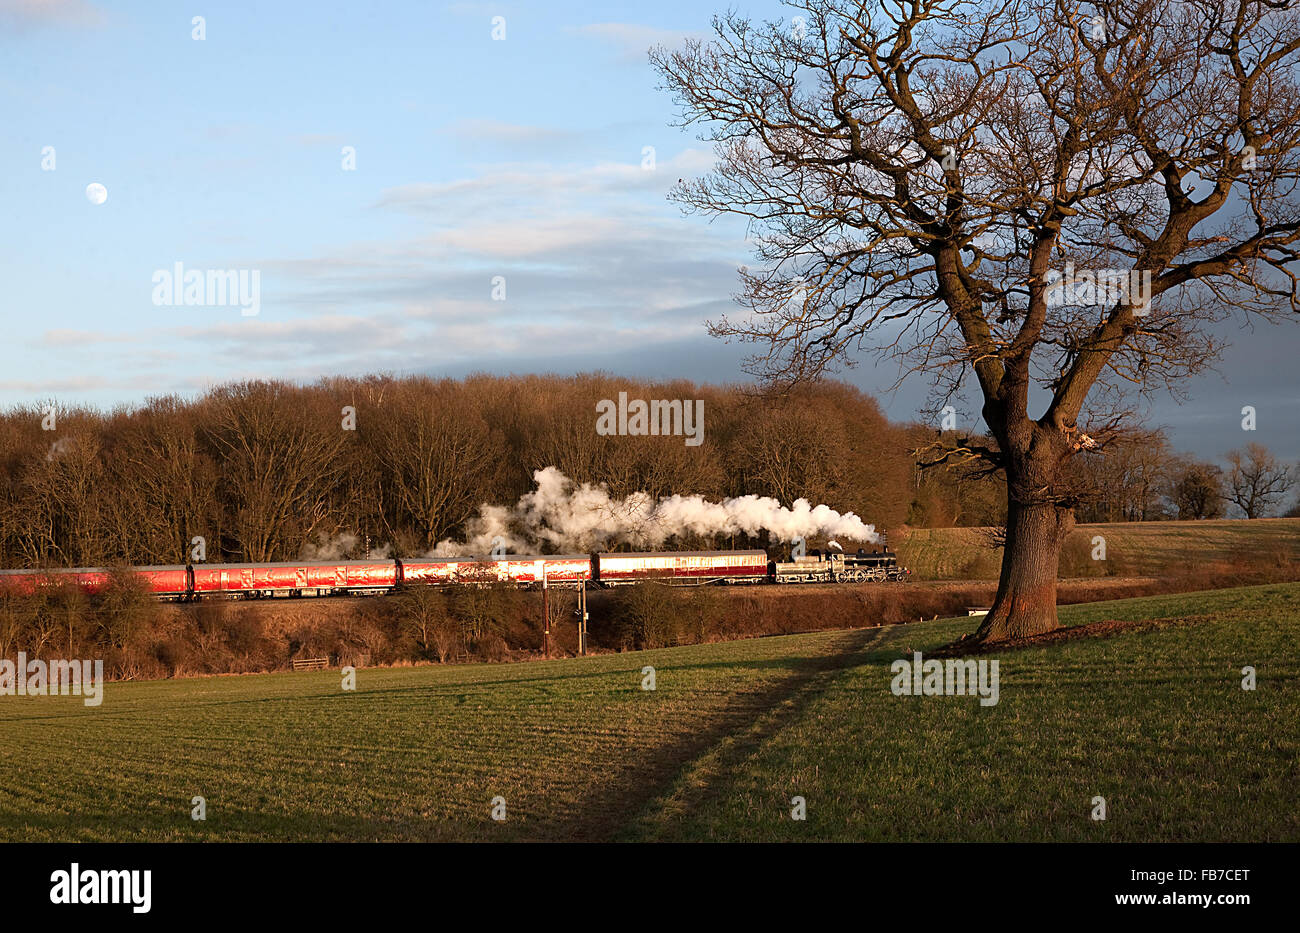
(0, 565, 187, 575)
(0, 552, 778, 575)
(191, 561, 387, 569)
(401, 554, 589, 564)
(188, 556, 593, 569)
(596, 550, 768, 558)
(0, 555, 598, 575)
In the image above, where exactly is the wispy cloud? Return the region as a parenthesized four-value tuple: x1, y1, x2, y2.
(442, 1, 503, 16)
(0, 0, 105, 31)
(292, 132, 349, 147)
(374, 149, 715, 216)
(37, 329, 133, 348)
(20, 147, 739, 403)
(570, 22, 701, 61)
(439, 118, 578, 147)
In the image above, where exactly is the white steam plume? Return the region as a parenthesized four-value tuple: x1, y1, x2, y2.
(433, 466, 878, 555)
(301, 532, 358, 560)
(300, 533, 392, 561)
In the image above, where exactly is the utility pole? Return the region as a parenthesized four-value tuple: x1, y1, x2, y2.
(576, 581, 588, 656)
(542, 569, 550, 658)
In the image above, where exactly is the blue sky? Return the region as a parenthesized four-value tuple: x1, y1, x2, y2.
(2, 0, 1297, 462)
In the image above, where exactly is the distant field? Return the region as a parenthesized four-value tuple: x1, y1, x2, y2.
(893, 517, 1300, 580)
(1, 582, 1295, 842)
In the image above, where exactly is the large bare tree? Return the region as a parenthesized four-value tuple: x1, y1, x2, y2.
(1224, 442, 1295, 516)
(654, 0, 1300, 641)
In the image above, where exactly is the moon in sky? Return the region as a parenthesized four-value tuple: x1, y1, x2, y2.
(85, 182, 108, 205)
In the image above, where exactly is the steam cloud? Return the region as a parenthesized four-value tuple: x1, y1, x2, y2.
(433, 466, 879, 555)
(300, 532, 391, 561)
(301, 532, 359, 561)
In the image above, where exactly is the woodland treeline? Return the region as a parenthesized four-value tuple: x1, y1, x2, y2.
(0, 375, 916, 567)
(1066, 433, 1298, 523)
(0, 374, 1293, 568)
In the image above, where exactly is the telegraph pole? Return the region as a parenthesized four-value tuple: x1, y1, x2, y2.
(577, 581, 588, 656)
(542, 569, 550, 658)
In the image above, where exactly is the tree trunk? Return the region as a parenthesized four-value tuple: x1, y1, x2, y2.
(971, 423, 1075, 643)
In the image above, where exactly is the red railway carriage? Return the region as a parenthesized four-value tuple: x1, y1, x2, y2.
(528, 555, 593, 584)
(0, 568, 67, 596)
(0, 567, 103, 596)
(594, 550, 769, 585)
(0, 565, 189, 597)
(132, 566, 190, 597)
(400, 555, 592, 586)
(398, 558, 463, 586)
(190, 560, 399, 598)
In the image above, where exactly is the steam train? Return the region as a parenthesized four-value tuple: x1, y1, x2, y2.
(0, 547, 909, 601)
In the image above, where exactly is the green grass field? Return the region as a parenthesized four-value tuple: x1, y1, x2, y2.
(1, 582, 1296, 842)
(894, 516, 1300, 579)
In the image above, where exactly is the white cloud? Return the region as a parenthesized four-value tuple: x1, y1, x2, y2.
(292, 132, 349, 147)
(0, 0, 105, 30)
(570, 23, 701, 60)
(14, 149, 744, 403)
(422, 215, 649, 259)
(374, 149, 715, 217)
(439, 119, 576, 146)
(442, 2, 502, 16)
(37, 329, 131, 347)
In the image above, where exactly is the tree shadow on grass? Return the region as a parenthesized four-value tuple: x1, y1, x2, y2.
(528, 628, 888, 842)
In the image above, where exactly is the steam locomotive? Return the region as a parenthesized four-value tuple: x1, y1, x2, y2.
(0, 547, 909, 601)
(770, 547, 910, 583)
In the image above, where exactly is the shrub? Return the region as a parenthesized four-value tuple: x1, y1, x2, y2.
(616, 582, 681, 649)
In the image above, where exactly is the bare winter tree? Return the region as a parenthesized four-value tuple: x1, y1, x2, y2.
(1069, 427, 1173, 521)
(1165, 456, 1227, 518)
(204, 382, 346, 562)
(654, 0, 1300, 641)
(365, 379, 499, 553)
(1224, 442, 1296, 517)
(394, 583, 456, 661)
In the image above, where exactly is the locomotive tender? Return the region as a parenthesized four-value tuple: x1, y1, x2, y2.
(0, 547, 908, 601)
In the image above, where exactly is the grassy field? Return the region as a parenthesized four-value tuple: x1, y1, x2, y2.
(894, 516, 1300, 579)
(1, 582, 1296, 842)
